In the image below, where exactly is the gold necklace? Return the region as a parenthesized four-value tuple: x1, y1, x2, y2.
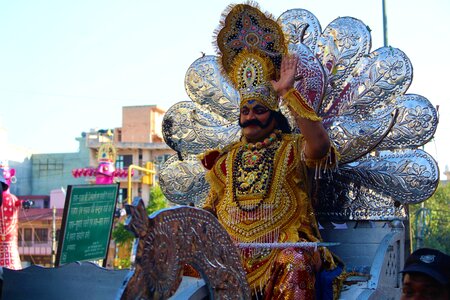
(232, 131, 281, 212)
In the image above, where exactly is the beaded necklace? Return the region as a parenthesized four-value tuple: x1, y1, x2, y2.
(243, 130, 281, 151)
(232, 130, 282, 212)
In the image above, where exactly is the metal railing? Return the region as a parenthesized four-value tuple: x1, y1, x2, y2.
(127, 164, 155, 204)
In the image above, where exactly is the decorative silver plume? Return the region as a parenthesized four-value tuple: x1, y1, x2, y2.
(159, 8, 439, 221)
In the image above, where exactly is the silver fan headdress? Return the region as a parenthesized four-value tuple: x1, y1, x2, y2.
(159, 7, 439, 221)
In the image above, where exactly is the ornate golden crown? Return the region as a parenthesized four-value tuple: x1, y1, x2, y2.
(215, 3, 287, 111)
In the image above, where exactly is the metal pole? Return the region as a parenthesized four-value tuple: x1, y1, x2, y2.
(127, 164, 155, 204)
(415, 204, 424, 249)
(382, 0, 388, 46)
(52, 206, 56, 266)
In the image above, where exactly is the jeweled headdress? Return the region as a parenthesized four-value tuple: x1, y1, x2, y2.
(215, 3, 287, 111)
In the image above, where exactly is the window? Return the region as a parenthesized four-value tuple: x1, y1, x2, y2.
(117, 129, 122, 142)
(24, 228, 32, 246)
(156, 154, 171, 164)
(123, 155, 133, 167)
(18, 229, 22, 246)
(34, 228, 49, 244)
(116, 155, 133, 169)
(33, 158, 64, 177)
(116, 155, 124, 169)
(118, 188, 127, 204)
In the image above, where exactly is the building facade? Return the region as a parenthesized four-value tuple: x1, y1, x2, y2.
(10, 104, 174, 267)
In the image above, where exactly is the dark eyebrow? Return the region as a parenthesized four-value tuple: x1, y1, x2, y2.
(253, 104, 265, 108)
(240, 103, 269, 112)
(253, 105, 269, 110)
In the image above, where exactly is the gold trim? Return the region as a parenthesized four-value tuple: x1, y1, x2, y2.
(283, 88, 322, 122)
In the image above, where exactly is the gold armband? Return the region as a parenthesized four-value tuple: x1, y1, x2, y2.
(282, 88, 322, 122)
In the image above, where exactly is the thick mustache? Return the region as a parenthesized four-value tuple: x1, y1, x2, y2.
(239, 112, 274, 129)
(240, 119, 265, 128)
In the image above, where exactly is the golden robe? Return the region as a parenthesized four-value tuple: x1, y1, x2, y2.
(202, 133, 337, 294)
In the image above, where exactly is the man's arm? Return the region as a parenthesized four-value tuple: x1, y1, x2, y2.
(271, 54, 330, 159)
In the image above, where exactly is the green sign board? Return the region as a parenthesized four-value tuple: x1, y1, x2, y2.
(56, 184, 119, 266)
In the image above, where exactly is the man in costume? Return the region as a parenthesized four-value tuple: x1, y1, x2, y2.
(200, 3, 341, 299)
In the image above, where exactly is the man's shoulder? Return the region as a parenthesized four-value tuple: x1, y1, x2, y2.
(199, 141, 241, 170)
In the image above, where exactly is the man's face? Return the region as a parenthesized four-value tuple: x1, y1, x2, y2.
(239, 100, 276, 143)
(401, 273, 449, 300)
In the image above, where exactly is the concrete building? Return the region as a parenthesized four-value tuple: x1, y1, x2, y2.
(9, 104, 174, 267)
(107, 105, 171, 204)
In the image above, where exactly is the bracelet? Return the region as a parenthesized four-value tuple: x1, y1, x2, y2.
(282, 88, 322, 122)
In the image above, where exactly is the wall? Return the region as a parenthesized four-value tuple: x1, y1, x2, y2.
(50, 188, 66, 209)
(121, 106, 152, 143)
(29, 138, 90, 196)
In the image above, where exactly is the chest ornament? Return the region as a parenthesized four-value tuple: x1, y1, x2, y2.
(232, 131, 282, 212)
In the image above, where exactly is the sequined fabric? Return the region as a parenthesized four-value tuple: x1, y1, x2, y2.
(264, 248, 316, 300)
(0, 193, 22, 269)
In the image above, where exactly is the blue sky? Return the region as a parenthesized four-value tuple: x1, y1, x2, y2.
(0, 0, 449, 175)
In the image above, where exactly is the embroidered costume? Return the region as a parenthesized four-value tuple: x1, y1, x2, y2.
(199, 3, 340, 298)
(203, 133, 337, 296)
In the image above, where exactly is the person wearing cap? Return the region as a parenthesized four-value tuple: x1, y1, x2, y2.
(401, 248, 450, 300)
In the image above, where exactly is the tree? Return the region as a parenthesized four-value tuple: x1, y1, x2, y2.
(409, 182, 450, 253)
(111, 185, 169, 268)
(146, 184, 169, 215)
